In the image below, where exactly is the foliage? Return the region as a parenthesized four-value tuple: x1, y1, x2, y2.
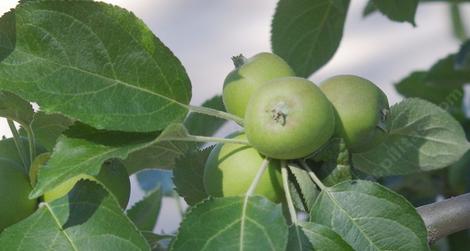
(0, 0, 469, 250)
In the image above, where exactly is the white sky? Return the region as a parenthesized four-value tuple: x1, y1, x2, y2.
(0, 0, 469, 233)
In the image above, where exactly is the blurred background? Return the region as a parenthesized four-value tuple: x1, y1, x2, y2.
(0, 0, 468, 234)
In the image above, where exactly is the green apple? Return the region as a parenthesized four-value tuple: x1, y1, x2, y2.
(223, 52, 295, 118)
(245, 77, 336, 160)
(0, 159, 37, 231)
(203, 132, 284, 203)
(36, 158, 131, 209)
(320, 75, 391, 152)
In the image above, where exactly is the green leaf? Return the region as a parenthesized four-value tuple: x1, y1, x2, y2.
(286, 225, 312, 251)
(448, 151, 470, 193)
(310, 138, 352, 186)
(0, 180, 150, 250)
(0, 0, 191, 132)
(142, 232, 172, 251)
(126, 95, 228, 175)
(288, 177, 308, 212)
(123, 124, 191, 174)
(310, 180, 429, 250)
(362, 1, 377, 17)
(372, 0, 419, 25)
(173, 147, 211, 206)
(0, 137, 46, 172)
(395, 72, 466, 122)
(184, 95, 226, 137)
(21, 111, 74, 151)
(171, 196, 288, 251)
(300, 222, 354, 250)
(426, 54, 470, 85)
(352, 98, 470, 177)
(0, 91, 33, 126)
(383, 174, 440, 207)
(30, 123, 190, 199)
(288, 163, 319, 212)
(271, 0, 350, 77)
(127, 188, 162, 232)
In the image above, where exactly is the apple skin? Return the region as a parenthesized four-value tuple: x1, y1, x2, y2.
(223, 52, 295, 118)
(203, 133, 284, 203)
(244, 77, 336, 160)
(40, 159, 131, 209)
(0, 159, 38, 231)
(320, 75, 391, 152)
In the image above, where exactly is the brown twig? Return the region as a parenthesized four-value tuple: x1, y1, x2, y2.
(417, 193, 470, 244)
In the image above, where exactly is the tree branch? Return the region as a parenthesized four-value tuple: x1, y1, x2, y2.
(417, 193, 470, 244)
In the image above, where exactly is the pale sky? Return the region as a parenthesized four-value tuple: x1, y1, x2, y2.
(0, 0, 469, 233)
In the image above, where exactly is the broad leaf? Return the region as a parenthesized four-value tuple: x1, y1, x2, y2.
(123, 124, 191, 174)
(352, 98, 470, 176)
(310, 180, 429, 250)
(0, 137, 46, 172)
(171, 196, 288, 251)
(300, 222, 353, 250)
(30, 123, 191, 199)
(173, 147, 212, 205)
(372, 0, 419, 25)
(426, 54, 470, 85)
(395, 72, 466, 122)
(0, 180, 149, 250)
(127, 95, 228, 174)
(21, 111, 74, 151)
(288, 177, 308, 212)
(184, 95, 226, 137)
(286, 225, 312, 251)
(142, 232, 173, 251)
(309, 138, 352, 186)
(362, 1, 377, 17)
(127, 188, 162, 232)
(448, 151, 470, 194)
(288, 163, 319, 212)
(382, 174, 440, 207)
(0, 91, 33, 126)
(0, 0, 191, 132)
(455, 40, 470, 68)
(271, 0, 350, 77)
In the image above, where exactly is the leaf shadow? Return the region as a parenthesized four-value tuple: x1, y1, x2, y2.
(62, 179, 107, 229)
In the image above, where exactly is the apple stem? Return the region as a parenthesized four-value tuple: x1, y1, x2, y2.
(245, 158, 270, 197)
(7, 119, 28, 171)
(282, 161, 298, 224)
(188, 105, 244, 126)
(300, 160, 327, 191)
(231, 54, 247, 68)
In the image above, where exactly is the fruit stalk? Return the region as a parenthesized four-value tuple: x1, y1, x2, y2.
(417, 192, 470, 244)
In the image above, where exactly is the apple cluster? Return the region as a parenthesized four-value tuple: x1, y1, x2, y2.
(204, 52, 391, 201)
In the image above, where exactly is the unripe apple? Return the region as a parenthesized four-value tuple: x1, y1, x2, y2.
(0, 159, 37, 231)
(320, 75, 391, 152)
(203, 133, 284, 203)
(245, 77, 335, 160)
(223, 52, 295, 118)
(32, 156, 131, 209)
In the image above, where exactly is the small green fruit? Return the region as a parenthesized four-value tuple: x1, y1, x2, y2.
(245, 77, 335, 160)
(320, 75, 391, 152)
(223, 52, 295, 118)
(38, 159, 131, 209)
(0, 159, 37, 231)
(203, 133, 284, 203)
